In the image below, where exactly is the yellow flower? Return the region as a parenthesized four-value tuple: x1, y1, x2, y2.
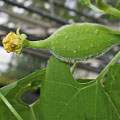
(2, 29, 26, 54)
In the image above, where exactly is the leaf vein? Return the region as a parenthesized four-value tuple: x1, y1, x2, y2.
(57, 82, 96, 120)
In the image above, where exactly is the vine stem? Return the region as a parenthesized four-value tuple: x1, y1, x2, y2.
(29, 106, 37, 120)
(0, 91, 23, 120)
(97, 51, 120, 82)
(100, 5, 120, 18)
(95, 0, 120, 18)
(71, 62, 78, 74)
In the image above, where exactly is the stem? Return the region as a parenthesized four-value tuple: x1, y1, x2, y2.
(104, 6, 120, 18)
(71, 62, 78, 74)
(97, 51, 120, 82)
(30, 107, 37, 120)
(96, 0, 120, 18)
(0, 92, 23, 120)
(25, 39, 50, 49)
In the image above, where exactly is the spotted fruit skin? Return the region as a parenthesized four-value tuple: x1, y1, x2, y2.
(45, 23, 120, 62)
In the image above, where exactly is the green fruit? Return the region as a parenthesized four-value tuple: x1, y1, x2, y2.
(27, 23, 120, 62)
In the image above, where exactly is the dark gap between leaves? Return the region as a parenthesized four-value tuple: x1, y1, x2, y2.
(21, 88, 40, 105)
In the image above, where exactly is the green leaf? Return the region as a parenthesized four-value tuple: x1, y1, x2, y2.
(103, 64, 120, 119)
(28, 23, 120, 63)
(39, 56, 120, 120)
(0, 69, 45, 120)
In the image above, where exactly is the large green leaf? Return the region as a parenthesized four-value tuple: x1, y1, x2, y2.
(0, 69, 45, 120)
(1, 56, 120, 120)
(103, 64, 120, 119)
(39, 56, 120, 120)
